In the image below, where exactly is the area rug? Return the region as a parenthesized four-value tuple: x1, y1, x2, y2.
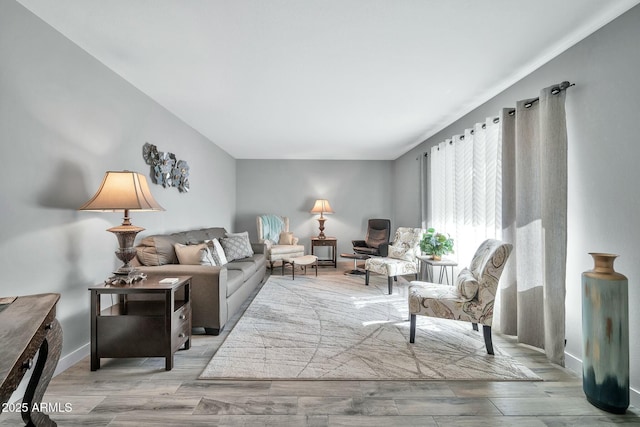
(200, 273, 540, 381)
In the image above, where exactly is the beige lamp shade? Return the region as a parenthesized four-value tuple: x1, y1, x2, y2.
(79, 171, 164, 276)
(79, 170, 164, 213)
(310, 199, 334, 217)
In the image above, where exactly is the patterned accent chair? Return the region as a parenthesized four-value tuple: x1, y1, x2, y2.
(408, 239, 512, 355)
(365, 227, 425, 294)
(257, 215, 305, 269)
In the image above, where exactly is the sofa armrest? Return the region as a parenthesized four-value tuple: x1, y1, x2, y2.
(134, 264, 228, 331)
(251, 242, 266, 254)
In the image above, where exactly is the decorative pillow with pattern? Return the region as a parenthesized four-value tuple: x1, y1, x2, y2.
(388, 244, 412, 261)
(220, 232, 254, 262)
(205, 238, 227, 266)
(174, 243, 215, 266)
(456, 267, 479, 301)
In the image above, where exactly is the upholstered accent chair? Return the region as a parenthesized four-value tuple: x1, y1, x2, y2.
(365, 227, 425, 294)
(352, 218, 391, 257)
(256, 215, 305, 269)
(408, 239, 512, 355)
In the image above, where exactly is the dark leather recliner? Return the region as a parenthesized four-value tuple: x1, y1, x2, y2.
(352, 219, 391, 257)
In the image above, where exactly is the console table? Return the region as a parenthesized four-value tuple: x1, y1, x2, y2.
(89, 276, 191, 371)
(311, 237, 337, 267)
(0, 293, 62, 427)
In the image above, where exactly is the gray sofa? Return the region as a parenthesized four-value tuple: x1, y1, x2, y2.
(130, 227, 267, 335)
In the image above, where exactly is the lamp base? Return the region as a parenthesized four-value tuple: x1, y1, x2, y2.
(317, 217, 327, 239)
(107, 224, 145, 276)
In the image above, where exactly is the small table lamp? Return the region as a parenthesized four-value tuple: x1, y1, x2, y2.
(310, 199, 334, 239)
(79, 171, 164, 276)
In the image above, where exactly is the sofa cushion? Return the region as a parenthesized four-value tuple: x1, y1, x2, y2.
(136, 235, 179, 266)
(227, 260, 257, 281)
(456, 268, 479, 301)
(174, 243, 214, 266)
(220, 232, 254, 262)
(226, 269, 245, 298)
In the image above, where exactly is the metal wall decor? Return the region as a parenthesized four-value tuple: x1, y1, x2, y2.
(142, 143, 190, 192)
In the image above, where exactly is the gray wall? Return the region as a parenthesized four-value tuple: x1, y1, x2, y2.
(393, 5, 640, 404)
(0, 1, 236, 363)
(236, 160, 393, 257)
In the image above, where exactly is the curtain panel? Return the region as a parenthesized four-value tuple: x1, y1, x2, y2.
(427, 85, 568, 366)
(428, 118, 502, 268)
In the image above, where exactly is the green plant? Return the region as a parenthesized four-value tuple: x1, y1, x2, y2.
(420, 228, 454, 257)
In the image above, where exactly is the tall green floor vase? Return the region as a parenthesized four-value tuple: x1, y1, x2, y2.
(582, 252, 629, 414)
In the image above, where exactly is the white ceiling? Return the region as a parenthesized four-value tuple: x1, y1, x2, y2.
(17, 0, 640, 160)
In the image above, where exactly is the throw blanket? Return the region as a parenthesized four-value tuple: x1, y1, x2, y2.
(260, 214, 285, 244)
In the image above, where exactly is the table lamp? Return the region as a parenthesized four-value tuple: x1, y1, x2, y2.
(310, 199, 334, 239)
(79, 171, 164, 276)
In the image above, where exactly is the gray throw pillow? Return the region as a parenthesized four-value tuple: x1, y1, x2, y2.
(220, 233, 254, 262)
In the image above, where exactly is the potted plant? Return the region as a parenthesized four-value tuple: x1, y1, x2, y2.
(420, 228, 454, 261)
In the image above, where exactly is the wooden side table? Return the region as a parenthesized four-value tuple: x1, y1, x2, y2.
(89, 275, 191, 371)
(311, 237, 337, 268)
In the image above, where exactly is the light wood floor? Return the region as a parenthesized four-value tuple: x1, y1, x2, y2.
(3, 264, 639, 426)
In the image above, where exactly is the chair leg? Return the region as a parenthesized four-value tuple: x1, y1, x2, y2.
(387, 276, 393, 294)
(365, 270, 370, 286)
(472, 323, 478, 331)
(409, 314, 416, 343)
(483, 325, 494, 355)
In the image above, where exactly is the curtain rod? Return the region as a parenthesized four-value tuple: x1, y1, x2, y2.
(417, 81, 574, 157)
(508, 81, 574, 115)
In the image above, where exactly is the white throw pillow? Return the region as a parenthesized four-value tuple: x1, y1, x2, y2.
(205, 238, 228, 266)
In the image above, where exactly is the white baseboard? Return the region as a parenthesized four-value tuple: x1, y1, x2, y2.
(53, 342, 90, 377)
(565, 350, 640, 409)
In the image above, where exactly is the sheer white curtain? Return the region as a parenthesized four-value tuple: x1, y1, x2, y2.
(428, 117, 502, 268)
(427, 84, 568, 366)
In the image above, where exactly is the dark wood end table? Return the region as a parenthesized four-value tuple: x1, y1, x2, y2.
(311, 237, 337, 267)
(89, 275, 191, 371)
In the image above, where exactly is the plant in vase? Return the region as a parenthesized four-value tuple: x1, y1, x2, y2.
(420, 228, 454, 261)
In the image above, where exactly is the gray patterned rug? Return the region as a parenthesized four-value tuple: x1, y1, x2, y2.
(200, 273, 540, 381)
